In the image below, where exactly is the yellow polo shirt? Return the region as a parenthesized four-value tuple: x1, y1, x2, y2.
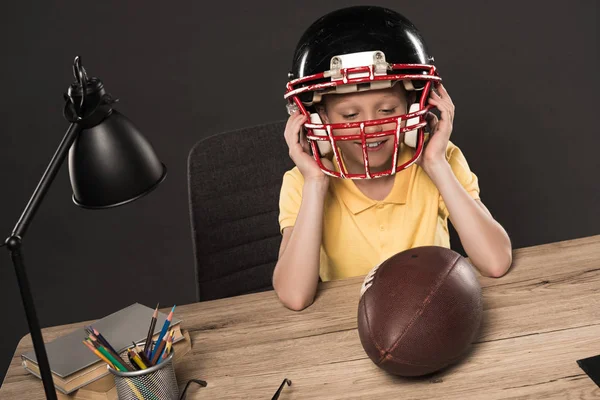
(278, 141, 480, 281)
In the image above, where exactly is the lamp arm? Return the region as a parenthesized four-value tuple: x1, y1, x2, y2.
(10, 122, 83, 239)
(4, 121, 83, 400)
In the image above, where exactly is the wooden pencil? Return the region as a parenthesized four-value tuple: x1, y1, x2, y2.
(95, 345, 128, 372)
(127, 351, 141, 370)
(150, 305, 175, 360)
(133, 341, 152, 367)
(161, 329, 175, 361)
(88, 333, 133, 371)
(129, 349, 148, 370)
(144, 303, 159, 357)
(150, 336, 167, 365)
(82, 340, 115, 369)
(91, 327, 119, 356)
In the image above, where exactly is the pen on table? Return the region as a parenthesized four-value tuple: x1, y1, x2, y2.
(151, 305, 175, 360)
(144, 303, 159, 358)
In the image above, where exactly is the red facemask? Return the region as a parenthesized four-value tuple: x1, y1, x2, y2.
(285, 56, 440, 179)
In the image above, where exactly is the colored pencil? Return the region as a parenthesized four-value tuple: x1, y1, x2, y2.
(132, 350, 147, 369)
(91, 326, 119, 356)
(160, 330, 175, 363)
(85, 326, 121, 364)
(143, 303, 159, 357)
(95, 344, 128, 372)
(85, 326, 105, 346)
(150, 336, 167, 365)
(127, 351, 141, 370)
(88, 333, 133, 371)
(85, 337, 102, 352)
(132, 341, 152, 367)
(156, 329, 171, 362)
(165, 330, 175, 353)
(82, 340, 115, 369)
(128, 349, 147, 370)
(151, 305, 175, 360)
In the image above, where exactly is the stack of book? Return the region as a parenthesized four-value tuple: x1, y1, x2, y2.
(21, 303, 192, 399)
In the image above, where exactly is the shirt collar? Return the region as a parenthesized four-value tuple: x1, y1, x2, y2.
(331, 145, 416, 215)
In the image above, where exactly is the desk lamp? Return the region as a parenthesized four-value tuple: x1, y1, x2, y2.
(3, 56, 166, 399)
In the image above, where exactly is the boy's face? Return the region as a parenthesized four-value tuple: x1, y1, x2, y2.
(318, 84, 411, 175)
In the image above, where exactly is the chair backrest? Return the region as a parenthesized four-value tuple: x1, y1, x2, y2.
(187, 120, 293, 301)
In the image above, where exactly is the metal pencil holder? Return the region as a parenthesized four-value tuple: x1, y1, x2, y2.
(108, 351, 179, 400)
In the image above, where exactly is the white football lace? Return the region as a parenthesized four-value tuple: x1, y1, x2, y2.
(360, 261, 383, 297)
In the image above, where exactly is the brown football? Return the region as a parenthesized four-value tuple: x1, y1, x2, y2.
(357, 246, 483, 376)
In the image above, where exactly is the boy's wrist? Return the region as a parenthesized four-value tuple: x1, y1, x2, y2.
(303, 176, 329, 195)
(422, 158, 451, 182)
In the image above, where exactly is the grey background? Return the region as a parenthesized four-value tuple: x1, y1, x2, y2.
(0, 0, 598, 387)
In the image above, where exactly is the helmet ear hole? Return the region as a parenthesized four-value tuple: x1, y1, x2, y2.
(410, 80, 428, 90)
(298, 92, 313, 104)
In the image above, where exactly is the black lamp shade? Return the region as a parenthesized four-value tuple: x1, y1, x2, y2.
(69, 110, 166, 208)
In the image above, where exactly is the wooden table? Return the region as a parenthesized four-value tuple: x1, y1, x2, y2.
(2, 235, 599, 399)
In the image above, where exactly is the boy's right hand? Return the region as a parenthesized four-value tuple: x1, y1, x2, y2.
(284, 111, 333, 182)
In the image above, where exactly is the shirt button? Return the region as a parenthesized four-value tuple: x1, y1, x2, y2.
(379, 225, 385, 231)
(376, 204, 384, 209)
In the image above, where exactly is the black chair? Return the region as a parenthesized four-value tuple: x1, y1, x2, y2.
(187, 120, 294, 301)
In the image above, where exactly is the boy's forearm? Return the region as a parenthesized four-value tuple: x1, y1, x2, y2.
(273, 178, 328, 310)
(424, 161, 513, 277)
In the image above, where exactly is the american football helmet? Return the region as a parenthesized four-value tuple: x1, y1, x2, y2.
(284, 6, 441, 179)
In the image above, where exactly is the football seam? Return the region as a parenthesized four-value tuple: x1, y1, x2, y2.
(380, 353, 438, 367)
(362, 291, 390, 366)
(378, 254, 462, 364)
(382, 345, 469, 368)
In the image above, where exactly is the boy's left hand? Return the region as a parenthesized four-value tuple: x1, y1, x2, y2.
(416, 83, 454, 172)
